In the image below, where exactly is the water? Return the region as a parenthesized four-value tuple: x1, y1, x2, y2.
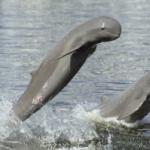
(0, 0, 150, 149)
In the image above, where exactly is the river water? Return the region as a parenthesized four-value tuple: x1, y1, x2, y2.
(0, 0, 150, 149)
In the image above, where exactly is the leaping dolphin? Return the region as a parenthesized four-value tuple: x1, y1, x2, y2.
(100, 73, 150, 124)
(13, 16, 121, 121)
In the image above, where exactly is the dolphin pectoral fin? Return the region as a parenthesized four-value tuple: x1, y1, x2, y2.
(30, 70, 37, 77)
(100, 95, 109, 103)
(56, 45, 97, 60)
(56, 37, 86, 60)
(56, 49, 77, 60)
(57, 35, 86, 60)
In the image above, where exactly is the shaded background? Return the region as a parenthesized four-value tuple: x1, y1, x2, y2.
(0, 0, 150, 149)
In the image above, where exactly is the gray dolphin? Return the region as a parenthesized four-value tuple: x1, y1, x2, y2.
(100, 73, 150, 123)
(13, 16, 121, 121)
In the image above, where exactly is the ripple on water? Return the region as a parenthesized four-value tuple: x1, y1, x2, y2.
(0, 0, 150, 149)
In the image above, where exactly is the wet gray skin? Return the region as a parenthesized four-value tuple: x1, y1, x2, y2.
(100, 73, 150, 123)
(13, 16, 121, 121)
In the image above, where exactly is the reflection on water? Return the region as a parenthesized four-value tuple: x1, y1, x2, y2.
(0, 0, 150, 149)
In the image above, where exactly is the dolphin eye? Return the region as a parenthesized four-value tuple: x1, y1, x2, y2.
(101, 22, 105, 30)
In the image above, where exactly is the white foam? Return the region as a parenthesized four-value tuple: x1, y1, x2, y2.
(32, 104, 99, 147)
(72, 104, 139, 128)
(55, 147, 89, 150)
(0, 98, 21, 139)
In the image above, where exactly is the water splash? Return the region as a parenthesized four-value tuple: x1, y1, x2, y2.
(0, 97, 21, 139)
(27, 104, 99, 146)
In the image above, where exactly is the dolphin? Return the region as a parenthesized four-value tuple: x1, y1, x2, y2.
(100, 73, 150, 123)
(13, 16, 121, 121)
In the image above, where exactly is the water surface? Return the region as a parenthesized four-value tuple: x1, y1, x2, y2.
(0, 0, 150, 149)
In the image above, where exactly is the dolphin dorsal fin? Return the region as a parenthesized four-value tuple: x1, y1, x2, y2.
(100, 95, 109, 104)
(99, 95, 112, 117)
(30, 70, 37, 77)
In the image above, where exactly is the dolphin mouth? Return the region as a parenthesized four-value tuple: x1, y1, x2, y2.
(109, 30, 121, 40)
(113, 32, 121, 39)
(102, 31, 121, 42)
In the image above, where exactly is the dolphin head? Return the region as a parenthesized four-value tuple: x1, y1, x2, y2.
(83, 16, 121, 44)
(99, 17, 121, 41)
